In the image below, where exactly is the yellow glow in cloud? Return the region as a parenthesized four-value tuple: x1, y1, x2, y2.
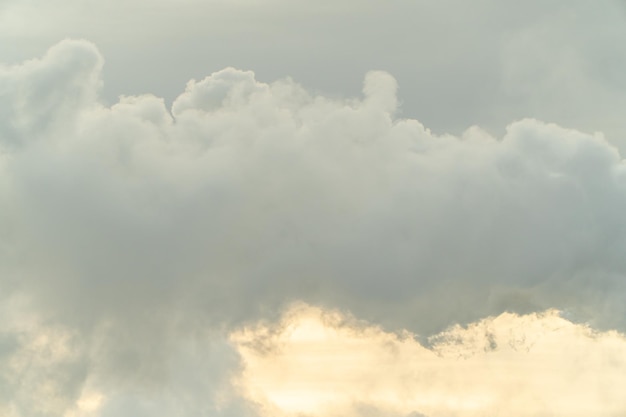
(232, 304, 626, 417)
(63, 391, 104, 417)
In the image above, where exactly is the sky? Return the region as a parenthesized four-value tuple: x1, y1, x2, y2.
(1, 1, 626, 416)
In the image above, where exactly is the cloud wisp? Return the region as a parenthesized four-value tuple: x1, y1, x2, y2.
(1, 40, 625, 416)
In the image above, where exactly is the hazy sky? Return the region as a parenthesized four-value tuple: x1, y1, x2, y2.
(2, 1, 626, 417)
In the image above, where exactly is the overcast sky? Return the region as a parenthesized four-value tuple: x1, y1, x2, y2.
(2, 1, 626, 417)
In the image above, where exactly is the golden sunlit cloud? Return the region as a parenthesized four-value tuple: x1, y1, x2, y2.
(232, 304, 626, 417)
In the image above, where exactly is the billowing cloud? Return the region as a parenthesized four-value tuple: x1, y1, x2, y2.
(1, 40, 626, 415)
(5, 1, 626, 149)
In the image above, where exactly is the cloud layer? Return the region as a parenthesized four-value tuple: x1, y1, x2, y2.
(1, 40, 626, 416)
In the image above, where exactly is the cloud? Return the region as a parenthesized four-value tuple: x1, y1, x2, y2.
(0, 39, 102, 147)
(233, 304, 626, 417)
(1, 40, 626, 415)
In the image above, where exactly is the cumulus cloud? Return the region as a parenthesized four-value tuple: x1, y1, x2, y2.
(1, 40, 626, 415)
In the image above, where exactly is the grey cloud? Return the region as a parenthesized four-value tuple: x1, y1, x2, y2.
(4, 39, 626, 334)
(0, 39, 102, 147)
(2, 40, 626, 414)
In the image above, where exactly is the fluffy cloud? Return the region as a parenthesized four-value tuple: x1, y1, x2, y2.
(1, 40, 626, 415)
